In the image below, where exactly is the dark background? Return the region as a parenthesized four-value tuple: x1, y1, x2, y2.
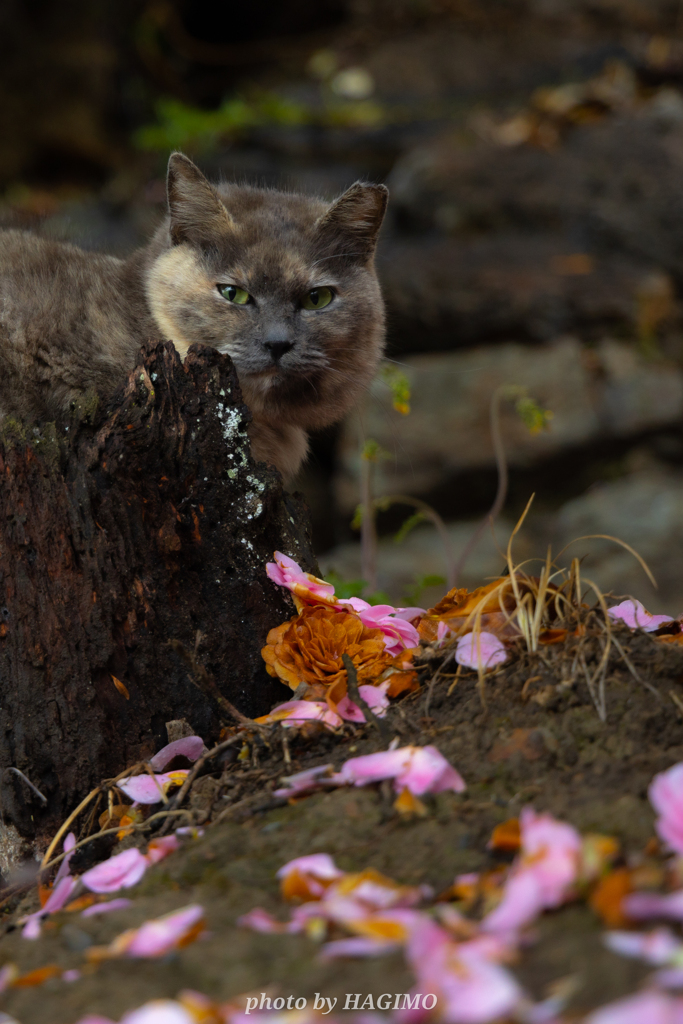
(3, 0, 683, 610)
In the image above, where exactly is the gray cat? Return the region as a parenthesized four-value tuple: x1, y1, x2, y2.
(0, 153, 388, 480)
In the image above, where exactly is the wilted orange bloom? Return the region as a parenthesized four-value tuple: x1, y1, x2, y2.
(261, 605, 392, 707)
(419, 576, 567, 645)
(418, 578, 518, 644)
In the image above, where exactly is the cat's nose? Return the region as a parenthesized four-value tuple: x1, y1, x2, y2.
(264, 340, 294, 363)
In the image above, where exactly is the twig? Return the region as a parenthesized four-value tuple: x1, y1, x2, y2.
(281, 728, 292, 768)
(610, 633, 662, 701)
(342, 653, 390, 739)
(39, 809, 191, 878)
(670, 690, 683, 719)
(40, 787, 102, 871)
(3, 769, 47, 806)
(157, 730, 252, 834)
(360, 453, 378, 593)
(168, 634, 267, 731)
(375, 494, 457, 589)
(454, 386, 510, 585)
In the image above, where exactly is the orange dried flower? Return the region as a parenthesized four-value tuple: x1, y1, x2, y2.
(262, 605, 391, 707)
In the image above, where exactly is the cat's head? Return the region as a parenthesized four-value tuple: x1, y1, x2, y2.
(145, 152, 388, 432)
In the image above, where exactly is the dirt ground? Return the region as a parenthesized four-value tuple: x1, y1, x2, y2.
(1, 623, 682, 1022)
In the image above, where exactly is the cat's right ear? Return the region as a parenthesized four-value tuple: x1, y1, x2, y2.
(167, 152, 233, 246)
(316, 181, 389, 259)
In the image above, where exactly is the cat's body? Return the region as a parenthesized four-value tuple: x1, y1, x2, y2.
(0, 154, 388, 480)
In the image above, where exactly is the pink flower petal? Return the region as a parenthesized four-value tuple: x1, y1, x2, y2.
(624, 890, 683, 921)
(74, 1017, 116, 1024)
(277, 853, 343, 885)
(339, 599, 423, 654)
(266, 552, 337, 605)
(607, 599, 673, 632)
(20, 875, 80, 939)
(320, 936, 399, 958)
(482, 809, 581, 935)
(481, 869, 544, 935)
(125, 904, 205, 957)
(402, 917, 522, 1024)
(455, 631, 507, 670)
(117, 770, 189, 804)
(336, 683, 390, 723)
(81, 848, 148, 893)
(81, 898, 133, 918)
(120, 1002, 195, 1024)
(259, 700, 342, 730)
(604, 927, 682, 965)
(334, 745, 466, 796)
(273, 763, 336, 798)
(148, 736, 204, 771)
(585, 989, 683, 1024)
(146, 835, 180, 865)
(519, 808, 581, 906)
(398, 745, 467, 796)
(54, 831, 76, 887)
(650, 763, 683, 856)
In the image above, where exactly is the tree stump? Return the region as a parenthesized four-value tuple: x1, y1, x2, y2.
(0, 341, 314, 842)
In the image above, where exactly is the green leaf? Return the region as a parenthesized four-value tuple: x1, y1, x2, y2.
(394, 511, 426, 545)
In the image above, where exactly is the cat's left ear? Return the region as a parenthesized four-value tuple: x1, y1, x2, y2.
(167, 152, 233, 246)
(316, 182, 388, 258)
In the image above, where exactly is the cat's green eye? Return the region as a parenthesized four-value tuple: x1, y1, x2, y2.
(219, 284, 251, 305)
(302, 287, 334, 311)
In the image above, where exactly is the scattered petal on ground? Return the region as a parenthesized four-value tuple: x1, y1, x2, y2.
(604, 927, 682, 964)
(20, 876, 79, 939)
(482, 808, 581, 934)
(273, 764, 337, 799)
(334, 745, 466, 796)
(120, 1002, 195, 1024)
(336, 682, 391, 722)
(624, 889, 683, 921)
(81, 848, 149, 894)
(255, 700, 343, 729)
(116, 770, 189, 804)
(584, 989, 683, 1024)
(400, 916, 523, 1024)
(277, 854, 344, 900)
(89, 904, 205, 960)
(650, 762, 683, 856)
(81, 898, 133, 918)
(455, 631, 507, 670)
(607, 599, 673, 632)
(148, 736, 204, 771)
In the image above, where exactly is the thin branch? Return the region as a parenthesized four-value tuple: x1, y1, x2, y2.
(453, 386, 510, 585)
(342, 653, 390, 739)
(3, 768, 47, 806)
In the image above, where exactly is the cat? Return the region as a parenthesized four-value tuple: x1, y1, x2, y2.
(0, 152, 388, 480)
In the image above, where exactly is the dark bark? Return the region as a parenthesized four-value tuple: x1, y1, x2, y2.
(0, 341, 314, 841)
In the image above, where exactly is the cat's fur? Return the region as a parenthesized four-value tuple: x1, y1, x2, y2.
(0, 153, 388, 480)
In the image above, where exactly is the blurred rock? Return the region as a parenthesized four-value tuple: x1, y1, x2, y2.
(382, 108, 683, 350)
(335, 337, 683, 510)
(318, 516, 539, 606)
(553, 464, 683, 614)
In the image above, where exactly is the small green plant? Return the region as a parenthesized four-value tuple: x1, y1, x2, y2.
(403, 573, 447, 607)
(380, 363, 411, 415)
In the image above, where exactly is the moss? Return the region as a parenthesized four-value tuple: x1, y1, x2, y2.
(0, 416, 27, 448)
(69, 389, 100, 425)
(29, 422, 61, 472)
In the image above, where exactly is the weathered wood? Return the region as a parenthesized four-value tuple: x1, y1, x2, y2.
(0, 341, 313, 841)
